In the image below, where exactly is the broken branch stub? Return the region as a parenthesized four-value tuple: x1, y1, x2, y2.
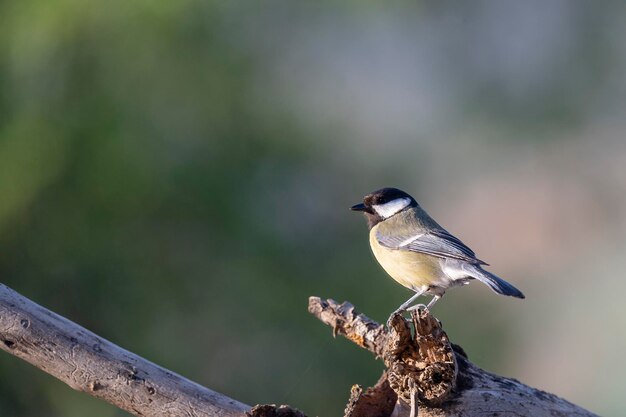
(343, 371, 396, 417)
(307, 297, 386, 358)
(384, 311, 456, 406)
(308, 297, 457, 406)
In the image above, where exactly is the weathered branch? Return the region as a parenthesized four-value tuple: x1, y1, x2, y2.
(0, 283, 249, 417)
(0, 282, 601, 417)
(309, 296, 598, 417)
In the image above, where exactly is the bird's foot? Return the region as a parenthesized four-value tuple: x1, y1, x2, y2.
(387, 305, 428, 329)
(386, 309, 405, 330)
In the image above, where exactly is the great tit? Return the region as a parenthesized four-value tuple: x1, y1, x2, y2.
(351, 187, 524, 322)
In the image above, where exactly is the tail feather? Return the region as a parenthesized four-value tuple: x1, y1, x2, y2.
(464, 265, 525, 299)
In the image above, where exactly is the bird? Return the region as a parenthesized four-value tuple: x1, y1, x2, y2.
(350, 187, 524, 324)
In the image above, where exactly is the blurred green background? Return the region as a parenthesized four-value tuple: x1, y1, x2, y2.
(1, 1, 626, 416)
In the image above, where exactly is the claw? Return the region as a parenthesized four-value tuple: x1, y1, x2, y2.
(387, 309, 408, 331)
(386, 310, 404, 329)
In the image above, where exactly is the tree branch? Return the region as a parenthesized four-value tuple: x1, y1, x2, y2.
(0, 282, 601, 417)
(0, 283, 249, 417)
(309, 296, 598, 417)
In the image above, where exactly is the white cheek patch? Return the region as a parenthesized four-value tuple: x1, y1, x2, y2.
(372, 197, 411, 219)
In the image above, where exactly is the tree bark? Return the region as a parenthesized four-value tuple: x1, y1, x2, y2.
(308, 296, 598, 417)
(0, 283, 249, 417)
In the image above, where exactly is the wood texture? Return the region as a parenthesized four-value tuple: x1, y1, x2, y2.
(0, 284, 249, 417)
(309, 296, 598, 417)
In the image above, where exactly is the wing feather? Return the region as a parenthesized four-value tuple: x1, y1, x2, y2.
(376, 228, 488, 265)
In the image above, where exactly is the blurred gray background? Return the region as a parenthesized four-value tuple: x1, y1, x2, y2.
(1, 1, 625, 416)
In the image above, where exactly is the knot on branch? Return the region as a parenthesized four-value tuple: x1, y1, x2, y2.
(385, 311, 457, 406)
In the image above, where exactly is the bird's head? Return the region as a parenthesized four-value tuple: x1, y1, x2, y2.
(351, 187, 416, 228)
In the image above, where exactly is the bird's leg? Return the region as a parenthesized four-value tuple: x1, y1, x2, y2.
(406, 303, 427, 312)
(426, 294, 442, 309)
(387, 288, 426, 328)
(407, 294, 442, 312)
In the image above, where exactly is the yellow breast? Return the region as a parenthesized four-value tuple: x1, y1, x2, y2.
(369, 227, 444, 291)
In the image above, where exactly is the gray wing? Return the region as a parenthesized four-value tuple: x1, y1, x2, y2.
(376, 228, 488, 265)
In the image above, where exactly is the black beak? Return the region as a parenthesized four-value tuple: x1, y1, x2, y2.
(350, 203, 367, 211)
